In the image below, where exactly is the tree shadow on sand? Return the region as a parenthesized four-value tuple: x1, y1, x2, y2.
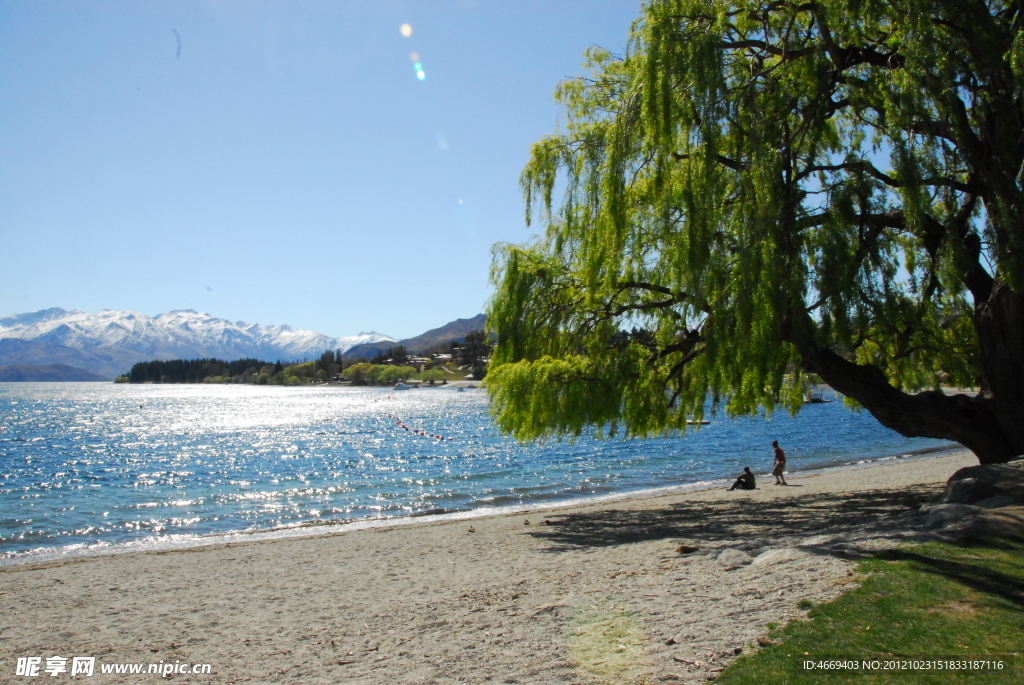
(531, 486, 1024, 608)
(529, 485, 936, 552)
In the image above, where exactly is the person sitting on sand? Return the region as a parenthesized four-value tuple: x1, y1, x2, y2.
(772, 440, 788, 485)
(728, 466, 756, 491)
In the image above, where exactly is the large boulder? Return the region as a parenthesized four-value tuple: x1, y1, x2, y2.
(937, 463, 1024, 507)
(975, 495, 1020, 509)
(926, 503, 981, 529)
(941, 505, 1024, 540)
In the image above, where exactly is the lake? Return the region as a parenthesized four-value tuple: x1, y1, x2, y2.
(0, 382, 955, 565)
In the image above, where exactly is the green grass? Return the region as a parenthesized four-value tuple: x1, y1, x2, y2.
(715, 536, 1024, 684)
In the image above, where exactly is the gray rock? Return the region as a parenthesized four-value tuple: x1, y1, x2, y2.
(927, 503, 980, 529)
(938, 464, 1024, 505)
(753, 548, 806, 566)
(974, 495, 1021, 509)
(942, 477, 993, 504)
(716, 549, 752, 567)
(953, 505, 1024, 539)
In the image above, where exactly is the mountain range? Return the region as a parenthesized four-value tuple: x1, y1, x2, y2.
(0, 308, 485, 380)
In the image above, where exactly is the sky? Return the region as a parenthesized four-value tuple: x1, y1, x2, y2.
(0, 0, 641, 340)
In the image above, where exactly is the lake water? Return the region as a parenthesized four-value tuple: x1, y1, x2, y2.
(0, 382, 956, 565)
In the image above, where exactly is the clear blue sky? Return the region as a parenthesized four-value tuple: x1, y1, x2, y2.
(0, 0, 640, 339)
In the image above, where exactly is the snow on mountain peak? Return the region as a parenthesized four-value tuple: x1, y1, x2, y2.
(0, 308, 396, 361)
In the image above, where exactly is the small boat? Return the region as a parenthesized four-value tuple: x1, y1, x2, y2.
(686, 419, 710, 425)
(394, 381, 412, 390)
(805, 387, 833, 403)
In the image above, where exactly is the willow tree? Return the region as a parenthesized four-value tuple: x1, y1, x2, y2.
(486, 0, 1024, 464)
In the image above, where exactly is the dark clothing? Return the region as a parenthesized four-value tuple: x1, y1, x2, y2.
(729, 471, 756, 491)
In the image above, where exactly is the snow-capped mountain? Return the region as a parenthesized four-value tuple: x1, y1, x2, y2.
(0, 308, 395, 363)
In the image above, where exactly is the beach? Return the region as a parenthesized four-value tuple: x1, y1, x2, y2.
(1, 450, 976, 684)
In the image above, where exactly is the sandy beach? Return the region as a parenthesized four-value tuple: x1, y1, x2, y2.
(1, 450, 978, 684)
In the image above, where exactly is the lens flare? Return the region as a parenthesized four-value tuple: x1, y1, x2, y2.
(400, 23, 413, 37)
(409, 53, 427, 81)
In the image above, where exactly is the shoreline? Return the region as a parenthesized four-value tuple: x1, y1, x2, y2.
(1, 443, 966, 569)
(1, 449, 977, 684)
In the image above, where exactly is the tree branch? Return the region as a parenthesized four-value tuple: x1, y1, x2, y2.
(795, 160, 976, 192)
(717, 39, 816, 60)
(671, 151, 746, 171)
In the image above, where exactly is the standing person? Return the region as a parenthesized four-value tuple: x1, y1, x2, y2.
(772, 440, 787, 485)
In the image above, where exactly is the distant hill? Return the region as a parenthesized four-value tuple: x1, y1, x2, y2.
(343, 314, 487, 359)
(399, 314, 487, 353)
(342, 341, 394, 360)
(0, 363, 110, 382)
(0, 339, 147, 379)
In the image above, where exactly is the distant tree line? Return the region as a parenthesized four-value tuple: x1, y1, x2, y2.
(124, 350, 346, 385)
(125, 358, 275, 384)
(118, 332, 496, 385)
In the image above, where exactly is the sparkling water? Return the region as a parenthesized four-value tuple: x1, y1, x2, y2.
(0, 383, 954, 564)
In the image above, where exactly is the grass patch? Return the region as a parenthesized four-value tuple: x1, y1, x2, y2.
(716, 536, 1024, 684)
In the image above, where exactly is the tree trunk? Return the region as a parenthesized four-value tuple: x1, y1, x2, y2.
(790, 283, 1024, 465)
(801, 346, 1019, 464)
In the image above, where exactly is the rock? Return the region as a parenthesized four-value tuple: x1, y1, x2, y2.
(716, 549, 752, 568)
(942, 477, 994, 505)
(974, 495, 1020, 509)
(958, 505, 1024, 538)
(938, 464, 1024, 505)
(676, 544, 700, 554)
(753, 548, 806, 566)
(926, 503, 980, 529)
